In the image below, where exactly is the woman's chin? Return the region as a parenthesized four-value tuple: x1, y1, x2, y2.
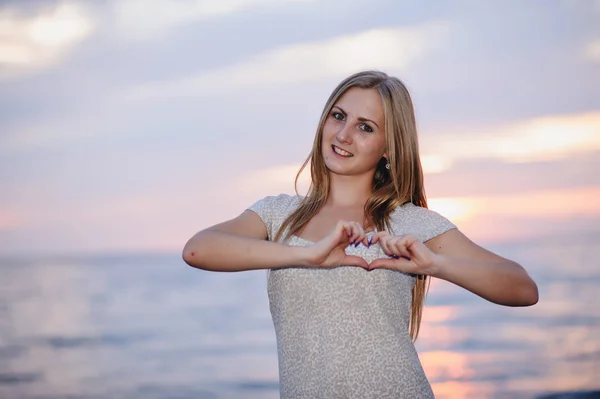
(325, 165, 348, 176)
(324, 159, 347, 173)
(324, 163, 361, 177)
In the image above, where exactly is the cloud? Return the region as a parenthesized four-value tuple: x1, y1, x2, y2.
(0, 2, 94, 79)
(0, 207, 28, 231)
(236, 156, 455, 197)
(419, 110, 600, 171)
(236, 160, 600, 226)
(424, 185, 600, 245)
(429, 186, 600, 222)
(123, 22, 450, 101)
(111, 0, 317, 41)
(236, 163, 312, 197)
(425, 151, 600, 198)
(584, 38, 600, 62)
(234, 110, 600, 193)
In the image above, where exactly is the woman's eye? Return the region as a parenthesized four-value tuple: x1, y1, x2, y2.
(332, 112, 344, 121)
(360, 124, 374, 133)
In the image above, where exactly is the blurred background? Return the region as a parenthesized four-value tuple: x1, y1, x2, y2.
(1, 1, 599, 398)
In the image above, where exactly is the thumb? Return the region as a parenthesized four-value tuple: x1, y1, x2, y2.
(318, 223, 346, 248)
(368, 257, 412, 271)
(343, 255, 369, 269)
(325, 222, 352, 249)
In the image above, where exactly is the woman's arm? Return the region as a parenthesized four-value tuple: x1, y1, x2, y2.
(182, 213, 370, 272)
(182, 210, 306, 272)
(424, 229, 539, 306)
(368, 229, 539, 306)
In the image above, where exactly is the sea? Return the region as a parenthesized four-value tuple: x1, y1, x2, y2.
(1, 231, 599, 399)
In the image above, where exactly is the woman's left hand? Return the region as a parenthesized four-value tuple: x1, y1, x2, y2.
(368, 231, 439, 275)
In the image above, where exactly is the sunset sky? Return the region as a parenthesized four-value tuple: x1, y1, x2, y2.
(1, 0, 599, 256)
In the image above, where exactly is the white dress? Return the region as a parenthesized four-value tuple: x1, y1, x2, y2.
(248, 194, 456, 399)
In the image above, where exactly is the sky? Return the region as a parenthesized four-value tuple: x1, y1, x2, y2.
(1, 0, 599, 256)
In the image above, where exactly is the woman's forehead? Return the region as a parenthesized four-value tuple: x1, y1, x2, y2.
(334, 87, 383, 121)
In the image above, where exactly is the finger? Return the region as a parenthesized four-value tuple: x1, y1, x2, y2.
(345, 223, 353, 238)
(362, 234, 371, 247)
(389, 238, 411, 260)
(399, 235, 426, 261)
(352, 222, 366, 247)
(373, 231, 392, 246)
(361, 233, 370, 247)
(344, 222, 362, 247)
(353, 222, 364, 243)
(404, 234, 423, 250)
(374, 231, 390, 240)
(347, 222, 357, 245)
(344, 255, 369, 269)
(368, 231, 385, 247)
(345, 223, 359, 246)
(341, 223, 354, 244)
(367, 234, 377, 247)
(378, 235, 394, 257)
(327, 224, 347, 248)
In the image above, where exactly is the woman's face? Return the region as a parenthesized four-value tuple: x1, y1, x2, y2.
(321, 87, 387, 176)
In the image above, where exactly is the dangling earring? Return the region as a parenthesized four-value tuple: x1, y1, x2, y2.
(385, 160, 390, 170)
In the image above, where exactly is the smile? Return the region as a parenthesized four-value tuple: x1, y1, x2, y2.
(332, 145, 354, 157)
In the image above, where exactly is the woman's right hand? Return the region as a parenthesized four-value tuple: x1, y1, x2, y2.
(299, 221, 370, 269)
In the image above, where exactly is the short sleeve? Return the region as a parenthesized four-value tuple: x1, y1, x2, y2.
(247, 193, 300, 242)
(390, 204, 456, 243)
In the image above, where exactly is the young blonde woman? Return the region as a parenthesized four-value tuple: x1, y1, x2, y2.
(182, 70, 539, 399)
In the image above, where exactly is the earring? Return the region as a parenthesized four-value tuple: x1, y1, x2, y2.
(385, 161, 390, 170)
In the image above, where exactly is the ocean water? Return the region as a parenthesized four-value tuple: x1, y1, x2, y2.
(0, 232, 599, 399)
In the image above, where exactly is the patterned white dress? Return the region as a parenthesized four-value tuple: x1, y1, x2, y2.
(248, 194, 456, 399)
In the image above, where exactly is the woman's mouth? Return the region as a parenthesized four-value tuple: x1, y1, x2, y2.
(332, 145, 354, 158)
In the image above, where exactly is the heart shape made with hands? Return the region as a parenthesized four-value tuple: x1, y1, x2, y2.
(305, 221, 437, 275)
(346, 231, 437, 274)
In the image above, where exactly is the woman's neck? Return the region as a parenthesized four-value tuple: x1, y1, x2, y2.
(325, 172, 373, 208)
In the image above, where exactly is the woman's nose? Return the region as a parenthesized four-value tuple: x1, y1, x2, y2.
(335, 124, 353, 144)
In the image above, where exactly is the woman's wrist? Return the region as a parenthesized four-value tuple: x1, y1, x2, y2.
(284, 244, 313, 268)
(426, 253, 446, 278)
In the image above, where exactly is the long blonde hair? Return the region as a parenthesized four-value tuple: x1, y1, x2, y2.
(275, 70, 429, 341)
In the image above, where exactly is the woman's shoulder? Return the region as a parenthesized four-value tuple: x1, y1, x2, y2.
(253, 193, 303, 210)
(389, 202, 456, 242)
(247, 193, 303, 219)
(247, 193, 303, 241)
(392, 202, 442, 217)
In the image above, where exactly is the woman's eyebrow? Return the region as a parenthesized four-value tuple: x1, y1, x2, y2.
(333, 105, 380, 129)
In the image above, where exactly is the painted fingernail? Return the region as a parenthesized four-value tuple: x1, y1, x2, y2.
(391, 255, 399, 259)
(368, 238, 372, 247)
(350, 241, 354, 246)
(355, 242, 360, 247)
(402, 256, 411, 261)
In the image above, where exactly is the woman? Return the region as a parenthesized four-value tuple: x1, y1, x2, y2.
(182, 70, 539, 398)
